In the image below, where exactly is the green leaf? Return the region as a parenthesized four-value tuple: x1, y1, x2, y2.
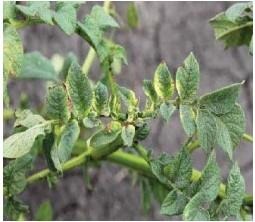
(4, 122, 51, 158)
(183, 193, 210, 221)
(149, 179, 169, 204)
(140, 178, 152, 214)
(16, 2, 53, 25)
(176, 52, 200, 101)
(4, 25, 23, 77)
(153, 62, 174, 100)
(150, 153, 173, 184)
(83, 113, 101, 129)
(94, 82, 109, 115)
(196, 110, 217, 151)
(4, 154, 33, 195)
(66, 62, 93, 119)
(198, 152, 220, 201)
(215, 104, 245, 159)
(160, 102, 175, 122)
(35, 200, 53, 221)
(127, 2, 139, 29)
(163, 148, 192, 189)
(121, 124, 135, 147)
(225, 2, 252, 22)
(56, 120, 80, 164)
(117, 85, 138, 109)
(60, 52, 78, 80)
(54, 2, 77, 35)
(18, 52, 58, 81)
(180, 104, 196, 136)
(46, 85, 70, 123)
(160, 190, 187, 216)
(210, 12, 252, 48)
(143, 79, 158, 104)
(78, 5, 119, 48)
(4, 1, 16, 20)
(200, 82, 243, 114)
(134, 122, 150, 141)
(14, 109, 46, 129)
(42, 133, 57, 171)
(218, 163, 245, 218)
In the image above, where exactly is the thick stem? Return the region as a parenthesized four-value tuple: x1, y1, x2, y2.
(26, 146, 252, 207)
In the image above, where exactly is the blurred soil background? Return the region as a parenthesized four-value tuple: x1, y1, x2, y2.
(4, 1, 252, 220)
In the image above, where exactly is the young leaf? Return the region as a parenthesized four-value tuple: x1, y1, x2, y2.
(121, 124, 135, 147)
(46, 85, 70, 123)
(160, 190, 187, 216)
(35, 200, 53, 221)
(143, 79, 158, 104)
(117, 85, 138, 109)
(14, 109, 46, 129)
(180, 104, 196, 136)
(215, 104, 245, 159)
(160, 102, 175, 122)
(94, 82, 109, 115)
(16, 2, 53, 25)
(153, 62, 174, 100)
(176, 52, 200, 101)
(54, 2, 77, 35)
(200, 82, 243, 114)
(183, 193, 210, 221)
(4, 25, 23, 77)
(18, 52, 58, 81)
(126, 2, 139, 29)
(66, 62, 93, 119)
(56, 119, 80, 163)
(196, 110, 217, 151)
(4, 123, 51, 158)
(217, 163, 245, 218)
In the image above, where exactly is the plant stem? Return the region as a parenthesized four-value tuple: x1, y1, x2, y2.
(26, 145, 252, 207)
(243, 133, 253, 143)
(81, 0, 111, 74)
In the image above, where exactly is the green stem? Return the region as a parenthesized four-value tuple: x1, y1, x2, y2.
(26, 146, 252, 207)
(243, 133, 253, 143)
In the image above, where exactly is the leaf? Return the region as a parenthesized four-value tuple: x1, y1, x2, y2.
(4, 25, 23, 77)
(127, 2, 139, 29)
(4, 1, 16, 20)
(140, 179, 152, 214)
(225, 2, 252, 22)
(163, 148, 192, 189)
(180, 104, 196, 136)
(143, 79, 158, 104)
(215, 104, 245, 159)
(117, 85, 138, 109)
(4, 122, 51, 158)
(134, 122, 150, 141)
(121, 124, 135, 147)
(149, 179, 169, 204)
(198, 152, 220, 201)
(218, 163, 245, 218)
(54, 2, 77, 35)
(196, 110, 217, 151)
(46, 85, 70, 123)
(200, 82, 243, 114)
(4, 154, 33, 195)
(83, 113, 101, 129)
(35, 200, 53, 221)
(160, 102, 175, 122)
(56, 120, 80, 163)
(183, 193, 210, 221)
(210, 12, 252, 48)
(94, 82, 109, 115)
(60, 52, 78, 80)
(18, 52, 58, 81)
(42, 133, 57, 171)
(78, 5, 119, 48)
(160, 190, 187, 216)
(176, 52, 200, 101)
(153, 62, 174, 100)
(16, 1, 53, 25)
(66, 62, 93, 119)
(14, 109, 46, 129)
